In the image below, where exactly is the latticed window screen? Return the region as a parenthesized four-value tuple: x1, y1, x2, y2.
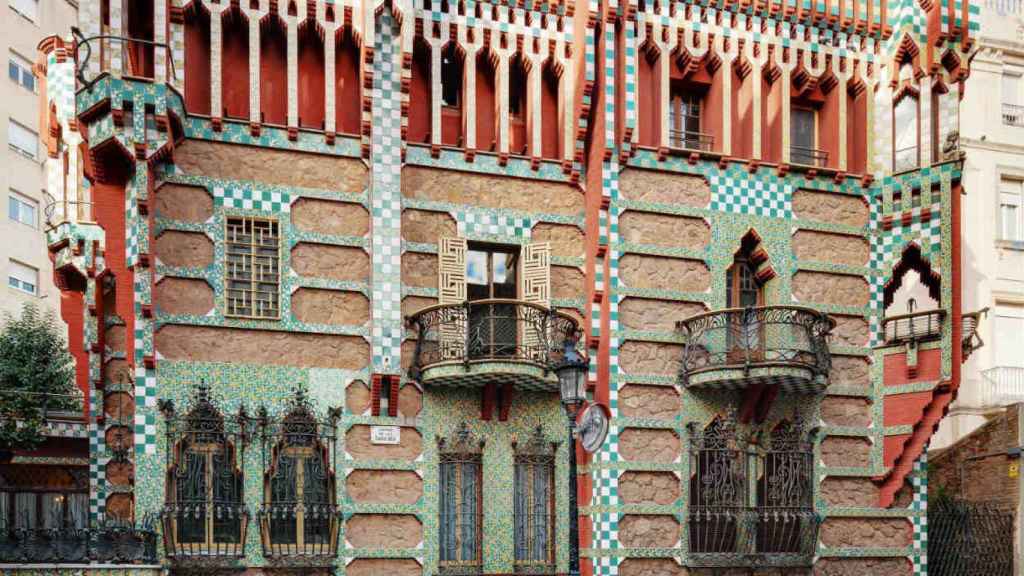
(225, 217, 280, 318)
(513, 457, 555, 571)
(439, 456, 482, 574)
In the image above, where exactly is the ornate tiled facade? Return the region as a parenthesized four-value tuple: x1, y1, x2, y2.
(25, 0, 979, 573)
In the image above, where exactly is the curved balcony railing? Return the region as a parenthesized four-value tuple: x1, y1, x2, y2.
(161, 502, 250, 561)
(882, 309, 945, 344)
(790, 145, 828, 168)
(44, 199, 94, 230)
(668, 128, 714, 152)
(0, 522, 158, 564)
(407, 299, 581, 384)
(677, 306, 834, 391)
(258, 503, 340, 564)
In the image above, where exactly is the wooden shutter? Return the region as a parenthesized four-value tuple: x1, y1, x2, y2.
(438, 237, 468, 360)
(519, 242, 551, 361)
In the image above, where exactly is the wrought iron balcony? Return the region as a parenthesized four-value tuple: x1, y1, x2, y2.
(882, 309, 945, 344)
(1004, 103, 1024, 127)
(160, 502, 250, 562)
(258, 503, 340, 565)
(407, 299, 581, 392)
(0, 523, 157, 564)
(676, 306, 834, 393)
(790, 145, 828, 168)
(688, 507, 821, 568)
(668, 129, 714, 152)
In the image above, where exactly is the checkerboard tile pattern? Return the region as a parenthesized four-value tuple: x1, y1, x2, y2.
(457, 211, 533, 240)
(910, 450, 928, 575)
(213, 185, 293, 213)
(709, 173, 793, 219)
(370, 12, 404, 375)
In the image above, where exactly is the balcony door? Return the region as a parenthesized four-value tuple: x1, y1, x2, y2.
(790, 107, 818, 166)
(726, 258, 764, 363)
(467, 245, 519, 358)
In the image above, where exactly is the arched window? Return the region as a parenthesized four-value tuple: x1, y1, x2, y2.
(297, 19, 326, 129)
(124, 0, 154, 78)
(335, 27, 361, 135)
(259, 390, 339, 558)
(688, 415, 744, 555)
(509, 54, 529, 154)
(540, 60, 560, 159)
(160, 384, 247, 559)
(893, 90, 920, 172)
(475, 50, 498, 151)
(439, 423, 483, 573)
(726, 235, 767, 361)
(755, 420, 814, 554)
(222, 6, 250, 120)
(183, 3, 211, 114)
(408, 37, 432, 143)
(440, 43, 464, 146)
(260, 14, 288, 125)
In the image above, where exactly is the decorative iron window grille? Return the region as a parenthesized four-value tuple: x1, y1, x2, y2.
(225, 216, 281, 319)
(512, 427, 557, 575)
(687, 414, 820, 568)
(257, 389, 341, 565)
(0, 519, 158, 564)
(158, 383, 251, 563)
(439, 423, 484, 576)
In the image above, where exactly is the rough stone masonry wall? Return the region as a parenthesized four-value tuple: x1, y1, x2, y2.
(608, 162, 898, 574)
(929, 404, 1021, 509)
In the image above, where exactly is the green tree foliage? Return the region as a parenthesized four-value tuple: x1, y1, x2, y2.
(0, 302, 79, 452)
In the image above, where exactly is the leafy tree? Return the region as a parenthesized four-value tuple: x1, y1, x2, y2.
(0, 302, 79, 455)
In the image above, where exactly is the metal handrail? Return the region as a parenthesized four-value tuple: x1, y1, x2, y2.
(882, 309, 945, 344)
(894, 145, 920, 173)
(44, 200, 94, 229)
(675, 306, 834, 388)
(789, 145, 829, 167)
(668, 129, 714, 152)
(257, 503, 340, 562)
(406, 299, 581, 379)
(1003, 103, 1024, 127)
(72, 27, 178, 90)
(0, 522, 158, 564)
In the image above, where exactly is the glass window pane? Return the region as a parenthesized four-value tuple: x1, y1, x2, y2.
(68, 494, 87, 529)
(1003, 203, 1019, 241)
(791, 108, 815, 149)
(8, 121, 37, 159)
(467, 250, 488, 286)
(41, 493, 64, 528)
(1004, 74, 1020, 105)
(14, 493, 36, 529)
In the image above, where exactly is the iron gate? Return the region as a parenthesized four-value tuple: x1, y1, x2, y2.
(928, 498, 1014, 576)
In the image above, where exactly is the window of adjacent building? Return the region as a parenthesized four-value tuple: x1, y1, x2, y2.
(0, 491, 88, 529)
(893, 94, 920, 172)
(1003, 73, 1023, 126)
(994, 304, 1024, 369)
(8, 260, 38, 295)
(8, 120, 38, 160)
(8, 0, 37, 21)
(8, 51, 34, 92)
(669, 87, 704, 150)
(790, 107, 819, 166)
(225, 216, 280, 319)
(8, 190, 36, 228)
(441, 43, 462, 108)
(1000, 178, 1023, 242)
(439, 452, 482, 573)
(513, 452, 555, 571)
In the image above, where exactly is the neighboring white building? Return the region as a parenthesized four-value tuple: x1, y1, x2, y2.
(2, 0, 78, 323)
(932, 0, 1024, 449)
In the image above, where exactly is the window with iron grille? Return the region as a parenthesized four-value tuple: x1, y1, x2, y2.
(160, 384, 248, 558)
(225, 217, 280, 319)
(259, 389, 339, 560)
(439, 424, 483, 575)
(513, 428, 556, 574)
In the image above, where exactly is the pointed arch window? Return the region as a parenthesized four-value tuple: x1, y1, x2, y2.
(893, 90, 920, 172)
(160, 384, 249, 559)
(258, 390, 340, 560)
(513, 427, 556, 573)
(726, 238, 767, 362)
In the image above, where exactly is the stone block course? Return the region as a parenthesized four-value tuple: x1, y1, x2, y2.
(347, 470, 423, 504)
(154, 183, 213, 222)
(619, 471, 681, 505)
(619, 428, 681, 463)
(619, 384, 680, 420)
(292, 198, 370, 237)
(345, 514, 422, 549)
(155, 325, 369, 369)
(619, 170, 711, 207)
(620, 255, 711, 292)
(154, 230, 214, 268)
(619, 298, 706, 332)
(291, 243, 370, 281)
(154, 277, 214, 316)
(619, 514, 680, 548)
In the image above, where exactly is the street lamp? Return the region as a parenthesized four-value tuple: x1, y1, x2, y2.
(554, 340, 588, 576)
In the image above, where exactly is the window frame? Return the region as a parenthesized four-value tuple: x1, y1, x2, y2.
(790, 105, 820, 166)
(999, 177, 1024, 244)
(7, 0, 38, 22)
(438, 448, 483, 574)
(8, 51, 35, 92)
(466, 242, 520, 301)
(892, 92, 921, 173)
(0, 490, 88, 530)
(224, 215, 281, 319)
(7, 120, 39, 161)
(8, 190, 37, 228)
(512, 435, 556, 573)
(8, 260, 38, 295)
(668, 85, 705, 150)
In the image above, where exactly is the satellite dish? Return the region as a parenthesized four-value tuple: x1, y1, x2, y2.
(579, 404, 610, 454)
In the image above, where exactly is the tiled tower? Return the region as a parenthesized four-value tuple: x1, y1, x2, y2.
(27, 0, 979, 573)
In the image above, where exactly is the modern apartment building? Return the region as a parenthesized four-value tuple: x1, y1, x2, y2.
(11, 0, 981, 574)
(931, 0, 1024, 450)
(2, 0, 77, 322)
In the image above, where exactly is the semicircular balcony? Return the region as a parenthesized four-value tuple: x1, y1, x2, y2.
(407, 299, 581, 392)
(677, 306, 835, 393)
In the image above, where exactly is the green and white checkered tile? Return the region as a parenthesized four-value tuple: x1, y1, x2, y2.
(213, 185, 292, 213)
(457, 211, 533, 240)
(709, 173, 793, 219)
